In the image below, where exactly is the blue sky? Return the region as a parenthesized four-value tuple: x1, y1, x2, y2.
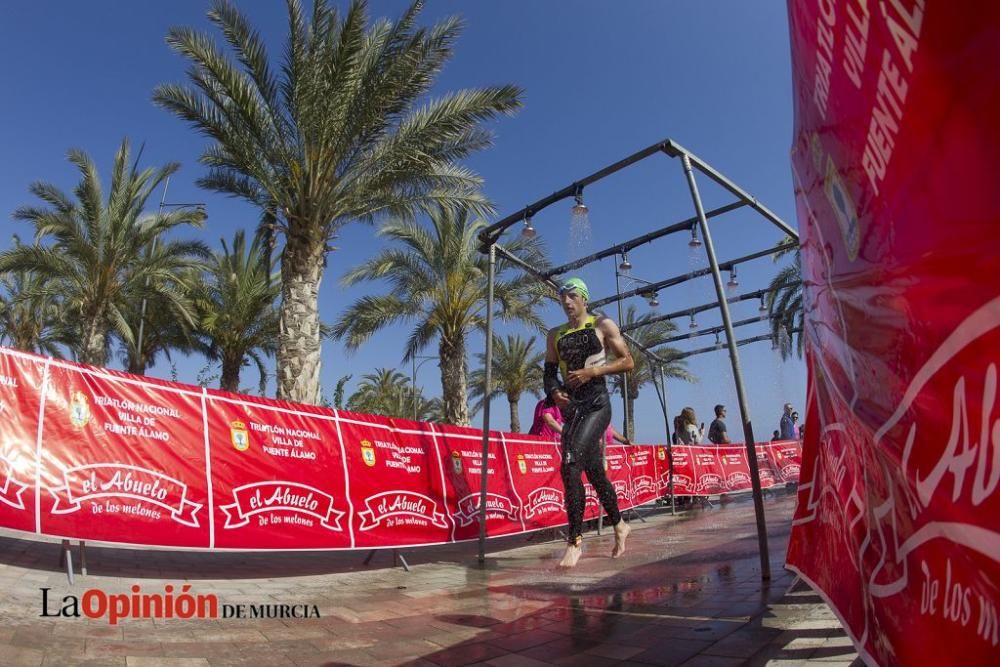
(0, 1, 804, 443)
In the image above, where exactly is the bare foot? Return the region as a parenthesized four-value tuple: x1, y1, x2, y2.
(612, 521, 631, 558)
(559, 543, 583, 568)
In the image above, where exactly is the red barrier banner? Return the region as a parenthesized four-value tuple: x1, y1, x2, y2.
(205, 393, 350, 550)
(627, 445, 658, 506)
(786, 1, 1000, 664)
(766, 441, 801, 484)
(716, 446, 752, 493)
(0, 352, 43, 533)
(0, 347, 800, 551)
(604, 445, 633, 507)
(39, 364, 210, 548)
(431, 424, 522, 540)
(691, 448, 725, 495)
(339, 412, 450, 547)
(501, 434, 564, 532)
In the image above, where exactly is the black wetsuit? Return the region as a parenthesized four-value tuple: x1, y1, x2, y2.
(546, 315, 622, 544)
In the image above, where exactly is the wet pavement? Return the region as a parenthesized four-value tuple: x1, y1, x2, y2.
(0, 492, 862, 666)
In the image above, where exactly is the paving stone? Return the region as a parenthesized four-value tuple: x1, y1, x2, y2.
(0, 494, 862, 667)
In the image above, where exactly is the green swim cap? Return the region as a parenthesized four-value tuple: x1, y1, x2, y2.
(559, 277, 589, 301)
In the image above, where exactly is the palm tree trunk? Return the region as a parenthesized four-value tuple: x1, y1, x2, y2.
(276, 228, 324, 404)
(79, 315, 106, 367)
(626, 388, 639, 442)
(127, 345, 147, 376)
(220, 354, 242, 393)
(439, 335, 469, 426)
(508, 394, 521, 433)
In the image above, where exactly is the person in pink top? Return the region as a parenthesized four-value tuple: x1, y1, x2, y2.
(528, 396, 563, 440)
(605, 425, 630, 446)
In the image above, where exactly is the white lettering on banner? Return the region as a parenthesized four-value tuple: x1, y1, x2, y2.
(93, 396, 181, 418)
(220, 482, 344, 531)
(385, 459, 421, 473)
(248, 422, 320, 444)
(51, 464, 201, 527)
(453, 493, 518, 526)
(103, 421, 170, 441)
(812, 0, 837, 119)
(793, 297, 1000, 652)
(358, 491, 447, 530)
(671, 474, 693, 489)
(632, 475, 654, 495)
(523, 487, 564, 519)
(373, 440, 422, 456)
(907, 367, 998, 508)
(459, 449, 496, 460)
(100, 470, 168, 501)
(842, 0, 871, 88)
(0, 374, 19, 388)
(265, 487, 319, 512)
(726, 472, 752, 487)
(860, 0, 924, 195)
(918, 557, 998, 646)
(697, 474, 723, 493)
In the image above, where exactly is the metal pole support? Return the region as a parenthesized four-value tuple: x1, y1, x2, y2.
(681, 153, 771, 581)
(478, 245, 496, 566)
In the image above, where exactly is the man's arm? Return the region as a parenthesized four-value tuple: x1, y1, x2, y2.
(565, 317, 634, 388)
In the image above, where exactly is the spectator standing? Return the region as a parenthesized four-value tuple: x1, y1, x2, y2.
(672, 415, 684, 445)
(708, 404, 730, 444)
(779, 403, 795, 440)
(677, 407, 704, 444)
(605, 425, 630, 446)
(791, 411, 800, 439)
(528, 396, 563, 440)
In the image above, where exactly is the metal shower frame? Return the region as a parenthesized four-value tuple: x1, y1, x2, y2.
(476, 138, 798, 580)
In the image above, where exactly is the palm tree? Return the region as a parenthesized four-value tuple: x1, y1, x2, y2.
(346, 368, 440, 420)
(468, 334, 544, 432)
(766, 235, 803, 360)
(0, 140, 208, 367)
(194, 230, 281, 393)
(332, 206, 548, 426)
(154, 0, 523, 405)
(117, 292, 197, 375)
(609, 304, 694, 441)
(0, 249, 67, 357)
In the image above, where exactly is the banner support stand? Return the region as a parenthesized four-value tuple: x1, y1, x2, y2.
(362, 549, 410, 573)
(58, 539, 86, 584)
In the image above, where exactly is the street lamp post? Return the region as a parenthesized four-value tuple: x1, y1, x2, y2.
(612, 264, 661, 440)
(410, 355, 438, 420)
(135, 176, 205, 367)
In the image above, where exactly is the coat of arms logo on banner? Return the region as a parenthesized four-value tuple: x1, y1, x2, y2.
(823, 157, 860, 261)
(361, 440, 376, 467)
(230, 421, 249, 451)
(657, 447, 666, 461)
(516, 453, 527, 474)
(69, 391, 91, 429)
(451, 451, 462, 475)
